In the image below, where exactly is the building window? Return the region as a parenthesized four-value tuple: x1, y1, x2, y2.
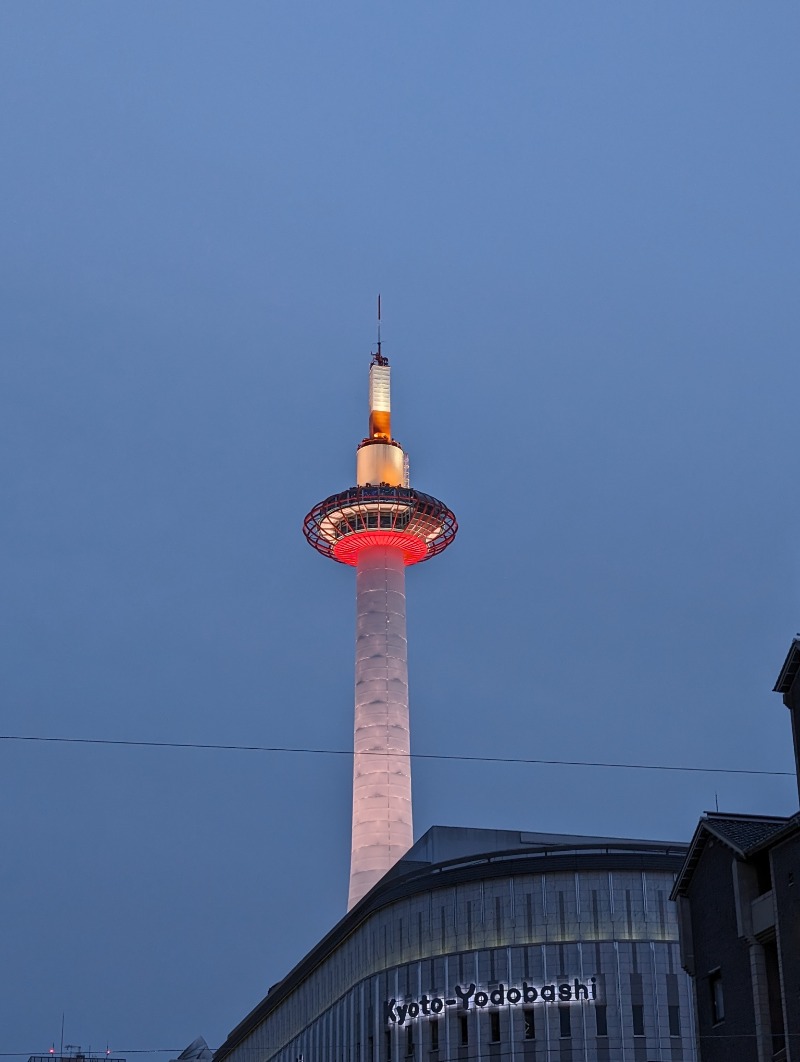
(754, 853, 772, 894)
(595, 1004, 608, 1037)
(430, 1020, 438, 1052)
(709, 970, 724, 1024)
(523, 1008, 535, 1040)
(490, 1011, 501, 1043)
(668, 1004, 681, 1037)
(559, 1005, 571, 1038)
(459, 1014, 468, 1046)
(632, 1004, 645, 1037)
(405, 1026, 414, 1057)
(385, 1030, 392, 1062)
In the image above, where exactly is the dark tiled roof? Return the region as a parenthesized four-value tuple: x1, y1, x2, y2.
(706, 814, 789, 855)
(671, 812, 793, 899)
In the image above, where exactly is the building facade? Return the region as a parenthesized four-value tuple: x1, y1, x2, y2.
(215, 827, 697, 1062)
(670, 637, 800, 1062)
(672, 812, 800, 1062)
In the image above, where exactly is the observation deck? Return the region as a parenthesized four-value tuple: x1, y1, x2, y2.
(303, 484, 457, 567)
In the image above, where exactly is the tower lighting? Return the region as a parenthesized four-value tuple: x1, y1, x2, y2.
(303, 335, 457, 909)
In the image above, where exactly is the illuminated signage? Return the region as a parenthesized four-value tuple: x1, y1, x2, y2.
(384, 978, 598, 1026)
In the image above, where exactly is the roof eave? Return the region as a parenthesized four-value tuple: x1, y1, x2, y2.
(774, 637, 800, 695)
(670, 816, 753, 899)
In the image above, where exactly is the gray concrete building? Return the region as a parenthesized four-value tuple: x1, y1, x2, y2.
(215, 826, 697, 1062)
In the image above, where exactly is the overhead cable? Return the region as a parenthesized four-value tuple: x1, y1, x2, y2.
(0, 733, 792, 777)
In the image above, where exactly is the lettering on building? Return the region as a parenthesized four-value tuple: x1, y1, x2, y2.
(384, 978, 598, 1026)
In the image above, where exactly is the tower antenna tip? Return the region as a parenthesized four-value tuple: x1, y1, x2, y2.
(372, 293, 388, 366)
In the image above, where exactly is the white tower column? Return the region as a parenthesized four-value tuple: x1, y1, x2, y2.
(348, 544, 413, 909)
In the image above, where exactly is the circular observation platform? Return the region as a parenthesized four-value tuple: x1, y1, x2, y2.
(303, 486, 457, 567)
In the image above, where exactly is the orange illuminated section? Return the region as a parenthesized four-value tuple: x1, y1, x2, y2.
(368, 360, 392, 441)
(369, 408, 391, 440)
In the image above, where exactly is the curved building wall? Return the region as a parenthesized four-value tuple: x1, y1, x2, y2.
(219, 845, 697, 1062)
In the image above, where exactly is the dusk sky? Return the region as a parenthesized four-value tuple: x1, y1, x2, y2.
(2, 3, 799, 1058)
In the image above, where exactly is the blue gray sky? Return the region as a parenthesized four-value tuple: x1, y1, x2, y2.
(1, 2, 799, 1057)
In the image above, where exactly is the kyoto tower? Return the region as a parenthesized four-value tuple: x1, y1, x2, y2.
(303, 316, 457, 910)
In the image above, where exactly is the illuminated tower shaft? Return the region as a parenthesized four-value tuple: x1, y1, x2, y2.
(304, 348, 457, 910)
(351, 544, 411, 909)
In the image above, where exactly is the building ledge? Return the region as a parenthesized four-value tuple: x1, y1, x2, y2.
(751, 889, 776, 939)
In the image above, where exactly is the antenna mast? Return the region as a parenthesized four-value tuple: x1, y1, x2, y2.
(372, 294, 388, 366)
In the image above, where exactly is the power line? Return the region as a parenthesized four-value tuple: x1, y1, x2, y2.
(0, 733, 793, 778)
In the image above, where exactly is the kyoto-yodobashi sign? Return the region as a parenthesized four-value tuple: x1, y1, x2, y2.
(384, 978, 598, 1026)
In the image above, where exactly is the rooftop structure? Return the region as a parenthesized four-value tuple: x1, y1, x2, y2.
(29, 1055, 125, 1062)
